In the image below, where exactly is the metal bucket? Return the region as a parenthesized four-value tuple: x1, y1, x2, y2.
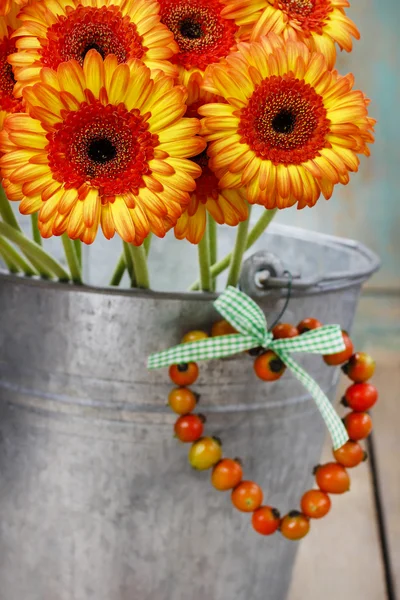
(0, 225, 379, 600)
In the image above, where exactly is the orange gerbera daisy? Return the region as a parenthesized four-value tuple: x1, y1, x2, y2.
(174, 72, 248, 244)
(223, 0, 359, 69)
(157, 0, 249, 92)
(200, 35, 374, 210)
(0, 4, 23, 129)
(174, 146, 248, 243)
(9, 0, 178, 95)
(0, 51, 205, 244)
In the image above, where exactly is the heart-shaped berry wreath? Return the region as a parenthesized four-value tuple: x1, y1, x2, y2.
(148, 288, 377, 541)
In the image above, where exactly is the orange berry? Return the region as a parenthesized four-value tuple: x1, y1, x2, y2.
(254, 350, 286, 381)
(315, 463, 350, 494)
(168, 387, 197, 415)
(333, 441, 367, 468)
(231, 481, 263, 512)
(280, 512, 310, 540)
(211, 458, 243, 491)
(297, 318, 323, 333)
(169, 363, 199, 386)
(272, 323, 299, 339)
(323, 331, 354, 366)
(211, 320, 237, 337)
(344, 412, 373, 440)
(300, 490, 331, 519)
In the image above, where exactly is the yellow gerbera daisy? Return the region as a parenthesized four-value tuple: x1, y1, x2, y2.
(0, 4, 23, 129)
(9, 0, 178, 95)
(222, 0, 359, 69)
(200, 35, 374, 210)
(0, 51, 205, 244)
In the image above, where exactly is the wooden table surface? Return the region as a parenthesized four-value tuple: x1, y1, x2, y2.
(288, 295, 400, 600)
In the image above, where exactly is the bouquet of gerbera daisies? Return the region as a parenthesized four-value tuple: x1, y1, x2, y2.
(0, 0, 374, 288)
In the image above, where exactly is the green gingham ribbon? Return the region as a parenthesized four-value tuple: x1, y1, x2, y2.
(148, 287, 349, 449)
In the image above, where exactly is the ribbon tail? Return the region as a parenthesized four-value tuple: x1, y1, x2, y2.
(276, 350, 349, 450)
(147, 334, 257, 369)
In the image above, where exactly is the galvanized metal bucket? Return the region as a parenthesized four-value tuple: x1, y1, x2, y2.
(0, 225, 379, 600)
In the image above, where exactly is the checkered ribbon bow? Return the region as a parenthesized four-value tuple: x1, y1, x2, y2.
(148, 287, 349, 449)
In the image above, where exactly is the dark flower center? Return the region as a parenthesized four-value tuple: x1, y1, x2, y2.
(88, 138, 117, 163)
(191, 148, 209, 168)
(179, 18, 203, 39)
(272, 109, 296, 134)
(81, 42, 106, 60)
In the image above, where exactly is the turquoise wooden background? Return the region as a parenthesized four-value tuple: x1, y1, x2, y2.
(277, 0, 400, 290)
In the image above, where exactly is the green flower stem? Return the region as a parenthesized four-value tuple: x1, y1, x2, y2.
(129, 244, 150, 289)
(109, 252, 126, 286)
(144, 233, 152, 257)
(0, 221, 69, 280)
(73, 239, 82, 268)
(207, 216, 217, 291)
(0, 236, 37, 276)
(0, 185, 22, 231)
(0, 240, 19, 273)
(123, 242, 136, 286)
(30, 213, 42, 246)
(197, 225, 212, 292)
(189, 208, 277, 291)
(226, 214, 251, 288)
(61, 234, 82, 284)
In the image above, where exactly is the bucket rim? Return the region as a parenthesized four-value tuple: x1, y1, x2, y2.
(0, 224, 381, 301)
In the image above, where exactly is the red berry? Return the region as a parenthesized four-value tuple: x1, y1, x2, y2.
(344, 412, 373, 440)
(315, 463, 350, 494)
(169, 363, 199, 386)
(272, 323, 299, 339)
(174, 414, 204, 442)
(343, 352, 375, 382)
(297, 318, 323, 333)
(280, 511, 310, 540)
(333, 441, 367, 468)
(254, 350, 286, 381)
(323, 331, 354, 366)
(300, 490, 331, 519)
(252, 506, 281, 536)
(343, 383, 378, 412)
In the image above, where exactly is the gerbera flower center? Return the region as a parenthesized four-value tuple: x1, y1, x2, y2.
(47, 101, 158, 198)
(272, 109, 296, 134)
(87, 138, 117, 163)
(179, 18, 203, 39)
(39, 5, 145, 68)
(0, 32, 22, 113)
(239, 75, 330, 165)
(276, 0, 332, 33)
(159, 0, 238, 71)
(280, 0, 314, 17)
